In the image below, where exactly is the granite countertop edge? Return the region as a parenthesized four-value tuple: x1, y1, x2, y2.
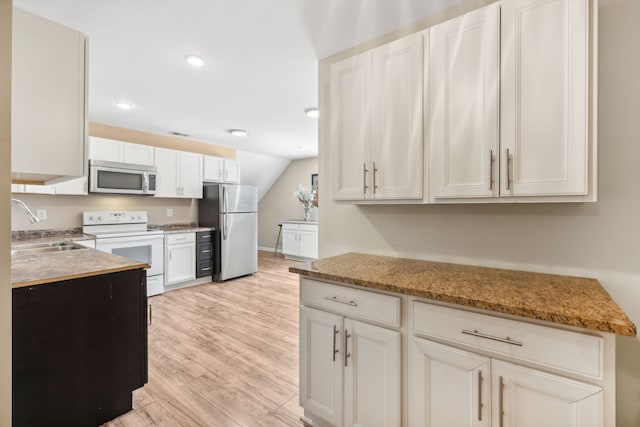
(289, 253, 637, 337)
(12, 249, 150, 289)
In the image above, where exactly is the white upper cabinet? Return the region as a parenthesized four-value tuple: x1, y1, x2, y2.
(331, 52, 372, 201)
(11, 8, 87, 183)
(89, 137, 155, 166)
(501, 0, 590, 197)
(154, 148, 203, 198)
(331, 33, 423, 201)
(429, 4, 500, 199)
(203, 155, 241, 183)
(371, 35, 423, 200)
(424, 0, 595, 203)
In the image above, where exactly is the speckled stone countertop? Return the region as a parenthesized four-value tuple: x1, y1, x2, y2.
(11, 228, 95, 244)
(12, 249, 149, 289)
(148, 223, 214, 234)
(290, 253, 636, 336)
(280, 219, 318, 225)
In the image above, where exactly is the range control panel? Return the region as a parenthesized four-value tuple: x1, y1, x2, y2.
(82, 211, 148, 226)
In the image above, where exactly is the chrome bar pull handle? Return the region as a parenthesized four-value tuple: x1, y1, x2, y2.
(324, 296, 358, 307)
(148, 304, 152, 326)
(344, 329, 351, 367)
(373, 161, 378, 195)
(363, 163, 369, 195)
(462, 329, 523, 346)
(489, 150, 495, 190)
(332, 325, 339, 362)
(478, 370, 483, 421)
(499, 376, 505, 427)
(506, 148, 512, 190)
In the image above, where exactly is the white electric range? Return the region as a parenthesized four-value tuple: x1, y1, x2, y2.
(83, 211, 165, 296)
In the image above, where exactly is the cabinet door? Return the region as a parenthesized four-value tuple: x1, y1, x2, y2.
(501, 0, 589, 196)
(179, 152, 203, 198)
(429, 4, 500, 199)
(298, 229, 318, 259)
(300, 307, 344, 427)
(12, 8, 86, 179)
(344, 318, 401, 427)
(203, 156, 225, 182)
(372, 33, 423, 200)
(124, 142, 155, 166)
(90, 137, 125, 162)
(165, 242, 196, 285)
(409, 337, 490, 427)
(281, 227, 299, 256)
(492, 359, 602, 427)
(223, 159, 241, 183)
(330, 52, 372, 200)
(154, 148, 179, 197)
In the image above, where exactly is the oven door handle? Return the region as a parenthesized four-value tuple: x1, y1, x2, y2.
(94, 234, 164, 247)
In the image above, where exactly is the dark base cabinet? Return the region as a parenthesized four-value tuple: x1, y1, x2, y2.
(12, 269, 148, 427)
(196, 230, 213, 279)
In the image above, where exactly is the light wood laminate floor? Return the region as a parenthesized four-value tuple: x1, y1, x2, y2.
(104, 251, 305, 427)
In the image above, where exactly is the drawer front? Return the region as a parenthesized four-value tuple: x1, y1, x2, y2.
(282, 223, 299, 231)
(167, 233, 195, 245)
(197, 243, 213, 260)
(301, 279, 400, 327)
(196, 263, 213, 278)
(412, 301, 603, 379)
(196, 231, 212, 243)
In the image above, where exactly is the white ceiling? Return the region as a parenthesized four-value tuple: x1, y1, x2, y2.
(13, 0, 465, 159)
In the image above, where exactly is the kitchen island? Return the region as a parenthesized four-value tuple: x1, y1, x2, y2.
(11, 244, 149, 427)
(291, 253, 636, 427)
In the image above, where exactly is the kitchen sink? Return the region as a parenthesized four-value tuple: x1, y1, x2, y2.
(11, 241, 88, 256)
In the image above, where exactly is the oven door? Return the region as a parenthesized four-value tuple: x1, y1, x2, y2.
(95, 234, 164, 277)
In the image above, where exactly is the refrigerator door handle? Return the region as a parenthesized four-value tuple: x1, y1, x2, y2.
(223, 186, 228, 214)
(223, 213, 228, 240)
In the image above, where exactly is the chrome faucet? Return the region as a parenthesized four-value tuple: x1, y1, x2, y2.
(11, 198, 40, 224)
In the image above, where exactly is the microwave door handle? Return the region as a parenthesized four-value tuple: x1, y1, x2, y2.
(143, 173, 149, 193)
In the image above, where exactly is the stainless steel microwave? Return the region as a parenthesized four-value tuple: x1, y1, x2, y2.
(89, 159, 157, 195)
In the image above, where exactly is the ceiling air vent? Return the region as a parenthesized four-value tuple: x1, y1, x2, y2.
(169, 131, 190, 137)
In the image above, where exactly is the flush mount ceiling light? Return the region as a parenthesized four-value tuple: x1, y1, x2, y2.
(115, 101, 133, 110)
(228, 129, 249, 137)
(304, 108, 319, 118)
(185, 55, 204, 67)
(297, 146, 305, 150)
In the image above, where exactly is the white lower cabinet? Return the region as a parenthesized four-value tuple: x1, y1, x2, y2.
(409, 301, 606, 427)
(409, 338, 602, 427)
(491, 359, 602, 427)
(282, 222, 318, 260)
(409, 338, 491, 427)
(299, 278, 616, 427)
(300, 281, 401, 427)
(165, 233, 196, 285)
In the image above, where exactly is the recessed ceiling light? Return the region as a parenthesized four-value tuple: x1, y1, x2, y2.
(115, 101, 133, 110)
(185, 55, 204, 67)
(305, 108, 319, 118)
(228, 129, 249, 137)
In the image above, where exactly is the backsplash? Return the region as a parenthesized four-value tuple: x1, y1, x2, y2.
(11, 193, 198, 231)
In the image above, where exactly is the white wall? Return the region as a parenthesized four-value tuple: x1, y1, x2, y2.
(318, 0, 640, 425)
(0, 1, 11, 424)
(258, 157, 318, 250)
(236, 149, 290, 201)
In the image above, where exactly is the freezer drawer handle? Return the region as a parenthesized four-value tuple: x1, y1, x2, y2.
(461, 329, 523, 346)
(324, 296, 358, 307)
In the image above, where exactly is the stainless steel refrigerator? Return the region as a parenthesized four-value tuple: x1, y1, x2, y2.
(199, 184, 258, 281)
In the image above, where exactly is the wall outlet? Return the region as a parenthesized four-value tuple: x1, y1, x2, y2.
(36, 209, 47, 220)
(166, 208, 173, 217)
